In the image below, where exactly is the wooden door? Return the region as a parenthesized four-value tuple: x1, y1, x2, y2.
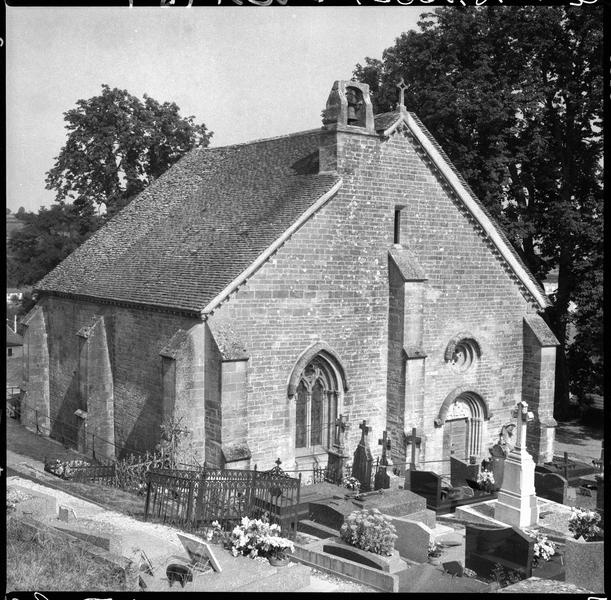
(444, 418, 468, 462)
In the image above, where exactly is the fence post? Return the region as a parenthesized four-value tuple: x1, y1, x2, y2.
(144, 476, 152, 522)
(92, 433, 96, 461)
(186, 478, 194, 527)
(563, 451, 569, 480)
(35, 409, 40, 434)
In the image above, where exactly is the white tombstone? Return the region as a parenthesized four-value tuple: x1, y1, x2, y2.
(494, 400, 539, 528)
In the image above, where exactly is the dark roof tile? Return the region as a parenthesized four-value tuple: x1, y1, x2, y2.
(36, 130, 339, 313)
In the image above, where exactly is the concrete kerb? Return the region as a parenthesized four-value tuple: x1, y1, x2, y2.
(15, 515, 140, 591)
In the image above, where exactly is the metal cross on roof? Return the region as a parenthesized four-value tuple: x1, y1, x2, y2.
(396, 77, 410, 109)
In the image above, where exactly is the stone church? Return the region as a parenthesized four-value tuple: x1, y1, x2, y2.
(21, 80, 558, 474)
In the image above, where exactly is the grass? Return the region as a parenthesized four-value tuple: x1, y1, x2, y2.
(6, 514, 129, 592)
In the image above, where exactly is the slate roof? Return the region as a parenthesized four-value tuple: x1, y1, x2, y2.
(36, 130, 340, 314)
(375, 110, 547, 304)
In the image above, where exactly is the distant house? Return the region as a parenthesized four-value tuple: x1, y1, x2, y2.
(7, 288, 24, 303)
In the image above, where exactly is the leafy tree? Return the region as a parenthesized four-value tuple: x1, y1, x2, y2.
(8, 87, 212, 287)
(6, 203, 103, 287)
(45, 84, 212, 218)
(355, 6, 602, 417)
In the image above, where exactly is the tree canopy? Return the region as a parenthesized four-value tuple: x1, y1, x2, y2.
(8, 86, 212, 288)
(7, 203, 103, 287)
(45, 84, 212, 218)
(355, 6, 603, 415)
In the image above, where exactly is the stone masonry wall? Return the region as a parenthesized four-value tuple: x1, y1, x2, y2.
(212, 126, 541, 469)
(41, 296, 199, 457)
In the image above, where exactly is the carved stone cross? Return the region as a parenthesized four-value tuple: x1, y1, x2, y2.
(378, 430, 391, 466)
(511, 400, 534, 449)
(396, 77, 410, 109)
(334, 414, 349, 450)
(359, 420, 371, 445)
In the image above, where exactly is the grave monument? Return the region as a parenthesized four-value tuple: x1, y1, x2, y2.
(494, 401, 538, 527)
(352, 420, 374, 492)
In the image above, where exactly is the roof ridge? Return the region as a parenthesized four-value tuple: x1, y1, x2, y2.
(202, 127, 323, 152)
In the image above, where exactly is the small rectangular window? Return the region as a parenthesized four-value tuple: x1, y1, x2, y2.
(394, 206, 404, 245)
(8, 348, 13, 357)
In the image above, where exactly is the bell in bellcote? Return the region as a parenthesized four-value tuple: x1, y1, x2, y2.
(345, 87, 362, 126)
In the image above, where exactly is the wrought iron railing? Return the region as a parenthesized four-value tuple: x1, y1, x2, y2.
(143, 461, 301, 539)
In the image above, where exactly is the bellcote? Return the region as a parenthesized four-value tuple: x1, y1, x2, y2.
(322, 80, 374, 134)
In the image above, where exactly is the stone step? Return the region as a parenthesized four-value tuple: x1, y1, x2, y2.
(429, 524, 457, 543)
(297, 519, 339, 539)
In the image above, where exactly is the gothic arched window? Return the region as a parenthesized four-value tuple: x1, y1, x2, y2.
(295, 356, 339, 453)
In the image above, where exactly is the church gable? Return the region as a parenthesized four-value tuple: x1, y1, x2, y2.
(376, 110, 548, 310)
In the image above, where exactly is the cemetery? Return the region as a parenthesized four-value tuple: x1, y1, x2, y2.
(6, 399, 605, 593)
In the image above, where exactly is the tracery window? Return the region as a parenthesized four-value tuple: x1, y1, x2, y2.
(295, 357, 338, 453)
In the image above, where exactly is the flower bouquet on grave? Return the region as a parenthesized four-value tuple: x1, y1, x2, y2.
(260, 533, 295, 566)
(476, 469, 495, 494)
(343, 476, 362, 497)
(568, 507, 603, 541)
(524, 529, 557, 566)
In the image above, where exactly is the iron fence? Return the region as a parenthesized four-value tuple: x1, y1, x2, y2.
(143, 462, 301, 539)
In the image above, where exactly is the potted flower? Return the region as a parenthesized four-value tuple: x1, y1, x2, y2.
(261, 534, 295, 567)
(428, 540, 443, 565)
(476, 468, 496, 494)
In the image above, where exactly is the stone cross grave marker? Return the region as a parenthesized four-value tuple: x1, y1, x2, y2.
(494, 400, 538, 528)
(511, 400, 534, 452)
(328, 414, 349, 484)
(352, 420, 374, 493)
(374, 430, 391, 490)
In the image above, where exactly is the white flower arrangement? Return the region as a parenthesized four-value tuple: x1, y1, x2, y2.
(260, 533, 295, 559)
(227, 516, 291, 559)
(44, 458, 92, 479)
(568, 507, 602, 541)
(343, 476, 361, 492)
(524, 529, 557, 564)
(476, 469, 495, 492)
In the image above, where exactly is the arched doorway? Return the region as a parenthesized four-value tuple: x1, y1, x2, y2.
(436, 389, 489, 462)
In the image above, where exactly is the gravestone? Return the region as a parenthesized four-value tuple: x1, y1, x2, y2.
(534, 471, 567, 504)
(308, 488, 427, 533)
(352, 420, 374, 492)
(564, 537, 604, 593)
(464, 524, 533, 581)
(177, 533, 222, 573)
(494, 401, 538, 527)
(388, 516, 432, 563)
(374, 430, 391, 491)
(450, 456, 479, 488)
(327, 414, 349, 484)
(595, 473, 604, 526)
(9, 485, 58, 518)
(59, 505, 78, 522)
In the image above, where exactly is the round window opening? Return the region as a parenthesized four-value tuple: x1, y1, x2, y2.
(445, 336, 480, 373)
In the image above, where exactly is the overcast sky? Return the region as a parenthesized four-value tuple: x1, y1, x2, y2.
(6, 6, 427, 214)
